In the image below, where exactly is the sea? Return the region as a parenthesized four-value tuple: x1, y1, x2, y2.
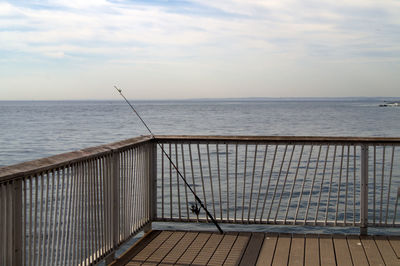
(1, 98, 400, 261)
(1, 97, 399, 167)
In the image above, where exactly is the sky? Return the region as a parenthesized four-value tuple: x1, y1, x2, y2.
(0, 0, 399, 100)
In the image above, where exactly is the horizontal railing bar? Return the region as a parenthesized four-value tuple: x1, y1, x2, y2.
(153, 135, 400, 145)
(0, 136, 152, 182)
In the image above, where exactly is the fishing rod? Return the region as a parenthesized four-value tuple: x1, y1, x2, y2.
(114, 86, 223, 234)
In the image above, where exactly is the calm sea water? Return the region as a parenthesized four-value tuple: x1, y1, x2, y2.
(0, 98, 399, 167)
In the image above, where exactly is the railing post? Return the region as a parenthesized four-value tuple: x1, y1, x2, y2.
(360, 144, 369, 235)
(106, 151, 120, 265)
(144, 142, 158, 233)
(12, 179, 23, 266)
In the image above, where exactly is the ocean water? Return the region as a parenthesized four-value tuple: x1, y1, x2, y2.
(1, 98, 399, 167)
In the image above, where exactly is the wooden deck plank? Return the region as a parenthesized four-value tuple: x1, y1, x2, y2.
(256, 233, 278, 266)
(239, 233, 265, 266)
(224, 232, 250, 266)
(272, 233, 291, 266)
(332, 235, 353, 266)
(110, 230, 161, 266)
(347, 235, 369, 266)
(319, 235, 336, 266)
(389, 236, 400, 259)
(159, 232, 198, 265)
(130, 231, 173, 263)
(374, 236, 400, 265)
(192, 233, 224, 265)
(145, 231, 185, 264)
(304, 235, 319, 266)
(288, 234, 304, 266)
(208, 233, 238, 266)
(175, 232, 212, 265)
(360, 235, 385, 266)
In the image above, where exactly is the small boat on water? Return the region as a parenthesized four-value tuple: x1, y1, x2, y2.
(379, 101, 400, 107)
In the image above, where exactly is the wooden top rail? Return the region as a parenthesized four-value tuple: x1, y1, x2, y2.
(154, 135, 400, 145)
(0, 135, 152, 182)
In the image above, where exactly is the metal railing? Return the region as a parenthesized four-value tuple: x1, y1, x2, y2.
(155, 136, 400, 231)
(0, 136, 156, 266)
(1, 135, 399, 265)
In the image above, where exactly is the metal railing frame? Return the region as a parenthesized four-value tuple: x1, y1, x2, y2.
(1, 135, 399, 265)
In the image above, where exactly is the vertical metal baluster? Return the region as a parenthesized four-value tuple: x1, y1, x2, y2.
(79, 162, 85, 264)
(90, 159, 95, 263)
(226, 144, 230, 221)
(335, 146, 344, 225)
(45, 170, 54, 266)
(325, 145, 337, 225)
(295, 145, 313, 223)
(275, 145, 295, 223)
(128, 149, 134, 233)
(181, 144, 189, 219)
(119, 153, 124, 241)
(373, 145, 376, 224)
(175, 144, 182, 220)
(99, 158, 105, 257)
(353, 145, 356, 226)
(216, 144, 222, 220)
(28, 177, 33, 266)
(234, 143, 238, 222)
(22, 178, 26, 266)
(247, 144, 258, 222)
(70, 164, 78, 265)
(241, 144, 248, 222)
(285, 145, 304, 223)
(130, 148, 136, 232)
(344, 145, 350, 225)
(197, 144, 208, 221)
(260, 145, 278, 222)
(267, 144, 288, 222)
(125, 151, 131, 234)
(56, 168, 65, 265)
(38, 172, 47, 266)
(169, 144, 172, 219)
(315, 145, 330, 224)
(254, 145, 268, 221)
(52, 168, 61, 266)
(385, 146, 395, 224)
(86, 161, 91, 265)
(134, 148, 140, 231)
(207, 143, 216, 218)
(189, 144, 197, 205)
(393, 190, 399, 225)
(1, 184, 4, 265)
(305, 145, 322, 224)
(61, 166, 71, 265)
(93, 159, 100, 262)
(161, 144, 164, 219)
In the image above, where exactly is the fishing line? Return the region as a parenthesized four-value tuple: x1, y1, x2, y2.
(114, 86, 223, 234)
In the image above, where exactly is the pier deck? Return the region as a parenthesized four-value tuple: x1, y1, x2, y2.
(112, 230, 400, 266)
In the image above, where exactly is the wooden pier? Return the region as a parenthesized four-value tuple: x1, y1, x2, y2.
(112, 230, 400, 265)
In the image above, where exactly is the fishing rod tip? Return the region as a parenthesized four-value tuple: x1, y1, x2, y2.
(114, 86, 122, 93)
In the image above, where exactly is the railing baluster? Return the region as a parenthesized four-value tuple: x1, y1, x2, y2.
(353, 145, 356, 226)
(175, 144, 182, 220)
(344, 145, 350, 225)
(385, 146, 395, 224)
(241, 144, 248, 222)
(260, 145, 278, 222)
(373, 145, 376, 224)
(216, 144, 223, 220)
(247, 144, 258, 222)
(207, 143, 216, 218)
(285, 145, 304, 223)
(234, 143, 238, 222)
(295, 145, 313, 223)
(325, 145, 337, 225)
(275, 145, 295, 223)
(305, 145, 322, 224)
(360, 144, 369, 235)
(197, 144, 208, 221)
(161, 144, 164, 219)
(188, 144, 197, 208)
(169, 144, 172, 219)
(335, 146, 345, 225)
(315, 145, 330, 224)
(254, 144, 268, 222)
(267, 144, 288, 222)
(226, 144, 229, 221)
(181, 144, 189, 219)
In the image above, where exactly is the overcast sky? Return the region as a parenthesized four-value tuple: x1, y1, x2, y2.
(1, 0, 399, 100)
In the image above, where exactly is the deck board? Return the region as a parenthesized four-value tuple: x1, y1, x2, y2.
(115, 230, 399, 266)
(332, 235, 353, 266)
(288, 234, 304, 266)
